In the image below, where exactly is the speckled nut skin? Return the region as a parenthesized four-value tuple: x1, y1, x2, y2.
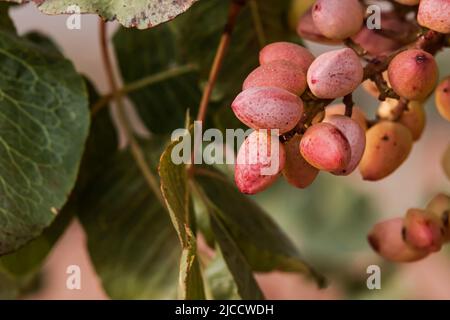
(235, 130, 286, 195)
(388, 49, 438, 101)
(243, 60, 307, 95)
(282, 135, 319, 188)
(359, 122, 413, 181)
(368, 218, 430, 263)
(418, 0, 450, 34)
(323, 115, 366, 175)
(300, 122, 351, 172)
(231, 87, 303, 134)
(259, 42, 315, 74)
(307, 48, 364, 99)
(311, 0, 364, 40)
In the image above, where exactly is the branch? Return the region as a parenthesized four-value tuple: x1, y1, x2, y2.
(98, 20, 164, 206)
(344, 38, 368, 58)
(392, 97, 409, 121)
(415, 30, 446, 54)
(196, 0, 245, 123)
(343, 94, 354, 117)
(91, 64, 198, 116)
(371, 72, 400, 101)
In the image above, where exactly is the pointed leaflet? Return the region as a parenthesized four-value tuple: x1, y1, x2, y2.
(0, 30, 89, 255)
(159, 137, 205, 299)
(159, 139, 189, 246)
(4, 0, 199, 29)
(210, 213, 265, 300)
(75, 107, 181, 299)
(194, 167, 325, 287)
(178, 235, 205, 300)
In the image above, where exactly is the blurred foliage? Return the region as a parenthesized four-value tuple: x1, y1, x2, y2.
(0, 2, 15, 31)
(253, 173, 400, 297)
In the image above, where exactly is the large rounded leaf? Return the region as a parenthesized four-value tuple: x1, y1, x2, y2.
(0, 31, 89, 255)
(8, 0, 199, 29)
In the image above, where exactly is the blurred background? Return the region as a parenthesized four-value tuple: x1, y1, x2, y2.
(6, 2, 450, 300)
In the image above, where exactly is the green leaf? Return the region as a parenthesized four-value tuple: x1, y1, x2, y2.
(179, 236, 205, 300)
(0, 30, 89, 255)
(0, 204, 74, 277)
(113, 24, 201, 134)
(6, 0, 199, 29)
(0, 76, 98, 286)
(192, 190, 215, 248)
(0, 3, 15, 32)
(159, 139, 189, 246)
(194, 167, 325, 288)
(23, 31, 61, 53)
(159, 138, 206, 300)
(443, 143, 450, 181)
(204, 248, 240, 300)
(209, 213, 264, 300)
(75, 107, 180, 299)
(0, 271, 18, 299)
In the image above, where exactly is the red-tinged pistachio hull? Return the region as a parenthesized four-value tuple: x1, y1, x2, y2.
(388, 49, 438, 101)
(307, 48, 364, 99)
(235, 130, 286, 195)
(231, 87, 303, 134)
(368, 218, 430, 263)
(323, 115, 366, 175)
(283, 134, 319, 188)
(312, 0, 364, 40)
(300, 122, 351, 172)
(259, 42, 315, 74)
(418, 0, 450, 34)
(243, 60, 307, 96)
(403, 209, 443, 252)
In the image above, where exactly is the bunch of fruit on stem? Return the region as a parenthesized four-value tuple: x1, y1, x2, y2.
(231, 0, 450, 262)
